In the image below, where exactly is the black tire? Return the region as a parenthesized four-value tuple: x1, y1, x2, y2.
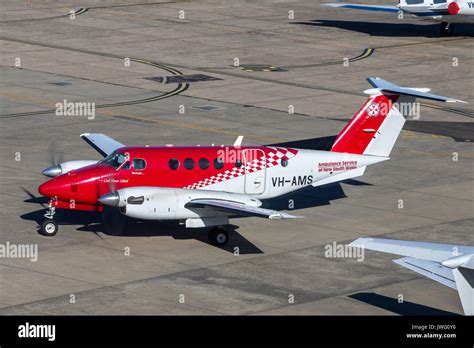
(40, 219, 58, 236)
(208, 227, 229, 246)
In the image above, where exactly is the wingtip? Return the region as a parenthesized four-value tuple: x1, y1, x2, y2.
(447, 99, 468, 104)
(349, 237, 373, 247)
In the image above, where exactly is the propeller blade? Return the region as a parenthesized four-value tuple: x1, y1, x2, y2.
(47, 138, 64, 166)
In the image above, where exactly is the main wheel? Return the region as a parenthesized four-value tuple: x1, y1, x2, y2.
(208, 227, 229, 246)
(40, 219, 58, 236)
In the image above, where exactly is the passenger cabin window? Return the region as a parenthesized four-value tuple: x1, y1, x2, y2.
(214, 157, 224, 170)
(169, 158, 179, 170)
(184, 158, 194, 170)
(199, 158, 209, 170)
(101, 151, 128, 170)
(235, 159, 242, 168)
(433, 0, 446, 3)
(133, 158, 146, 170)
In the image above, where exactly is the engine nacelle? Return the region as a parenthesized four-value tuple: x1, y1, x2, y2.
(448, 0, 474, 15)
(60, 160, 99, 173)
(99, 187, 261, 220)
(42, 160, 98, 177)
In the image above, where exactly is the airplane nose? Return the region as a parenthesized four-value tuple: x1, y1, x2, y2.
(42, 165, 62, 177)
(98, 192, 120, 207)
(38, 180, 54, 197)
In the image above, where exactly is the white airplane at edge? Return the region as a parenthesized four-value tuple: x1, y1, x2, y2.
(322, 0, 474, 35)
(351, 238, 474, 315)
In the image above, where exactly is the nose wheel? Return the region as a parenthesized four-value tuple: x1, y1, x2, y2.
(39, 199, 59, 236)
(208, 226, 229, 246)
(40, 219, 58, 236)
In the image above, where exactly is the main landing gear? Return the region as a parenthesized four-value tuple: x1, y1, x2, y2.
(440, 22, 454, 36)
(40, 199, 59, 236)
(208, 226, 229, 246)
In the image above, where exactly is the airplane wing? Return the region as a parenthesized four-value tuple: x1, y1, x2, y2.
(350, 238, 474, 315)
(80, 133, 126, 157)
(185, 199, 301, 219)
(350, 237, 474, 262)
(393, 257, 456, 289)
(322, 3, 400, 13)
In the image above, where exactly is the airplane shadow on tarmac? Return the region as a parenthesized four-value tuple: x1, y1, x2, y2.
(292, 20, 474, 38)
(21, 180, 361, 254)
(349, 292, 460, 315)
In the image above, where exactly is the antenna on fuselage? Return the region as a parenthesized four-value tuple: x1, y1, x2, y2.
(233, 135, 243, 147)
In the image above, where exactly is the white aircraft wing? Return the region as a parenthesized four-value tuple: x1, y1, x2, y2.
(185, 199, 301, 219)
(322, 3, 400, 13)
(350, 237, 474, 262)
(350, 237, 474, 315)
(80, 133, 126, 157)
(394, 257, 456, 289)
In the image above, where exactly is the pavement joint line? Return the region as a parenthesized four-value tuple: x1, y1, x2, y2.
(0, 262, 104, 288)
(1, 37, 471, 119)
(1, 216, 471, 314)
(338, 198, 466, 223)
(81, 239, 202, 268)
(411, 187, 474, 202)
(249, 275, 422, 315)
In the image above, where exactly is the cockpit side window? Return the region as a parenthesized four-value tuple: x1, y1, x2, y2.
(405, 0, 424, 4)
(133, 158, 146, 170)
(433, 0, 446, 3)
(101, 151, 128, 170)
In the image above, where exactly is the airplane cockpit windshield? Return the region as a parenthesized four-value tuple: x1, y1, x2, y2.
(100, 151, 128, 169)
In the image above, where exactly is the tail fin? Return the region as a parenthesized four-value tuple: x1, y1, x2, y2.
(331, 77, 466, 157)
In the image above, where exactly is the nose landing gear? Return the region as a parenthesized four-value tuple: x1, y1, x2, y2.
(40, 199, 59, 236)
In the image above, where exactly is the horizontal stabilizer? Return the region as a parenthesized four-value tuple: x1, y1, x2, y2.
(366, 77, 467, 103)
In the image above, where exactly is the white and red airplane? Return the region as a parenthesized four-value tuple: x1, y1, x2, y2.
(37, 77, 464, 246)
(323, 0, 474, 35)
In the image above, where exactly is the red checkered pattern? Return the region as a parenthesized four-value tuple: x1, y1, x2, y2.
(185, 147, 298, 189)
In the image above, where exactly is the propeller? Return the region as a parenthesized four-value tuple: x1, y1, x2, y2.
(42, 138, 65, 177)
(48, 138, 64, 166)
(108, 174, 116, 193)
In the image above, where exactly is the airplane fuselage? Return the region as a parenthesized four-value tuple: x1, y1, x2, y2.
(38, 145, 385, 212)
(401, 4, 474, 23)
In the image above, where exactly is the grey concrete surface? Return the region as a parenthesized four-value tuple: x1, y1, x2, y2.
(0, 0, 473, 315)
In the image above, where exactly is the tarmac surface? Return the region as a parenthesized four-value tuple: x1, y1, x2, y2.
(0, 0, 473, 315)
